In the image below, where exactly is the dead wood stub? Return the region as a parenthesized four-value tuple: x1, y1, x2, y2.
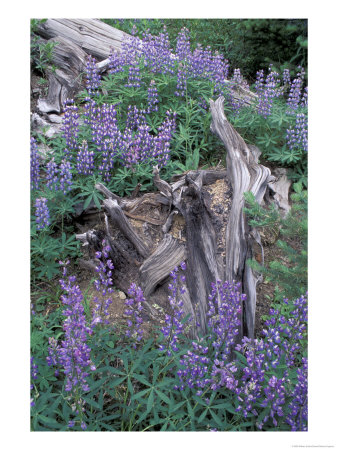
(75, 98, 271, 340)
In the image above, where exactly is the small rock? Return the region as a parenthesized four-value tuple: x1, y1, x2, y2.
(118, 291, 126, 300)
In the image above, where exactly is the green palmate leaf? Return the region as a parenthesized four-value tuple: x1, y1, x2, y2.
(197, 408, 209, 423)
(147, 389, 155, 413)
(155, 389, 171, 406)
(38, 414, 64, 430)
(210, 409, 225, 428)
(131, 373, 152, 387)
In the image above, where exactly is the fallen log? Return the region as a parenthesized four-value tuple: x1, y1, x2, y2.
(36, 18, 128, 60)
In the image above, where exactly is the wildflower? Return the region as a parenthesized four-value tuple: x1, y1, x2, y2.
(35, 197, 50, 230)
(159, 263, 186, 355)
(59, 159, 73, 193)
(147, 79, 159, 113)
(286, 113, 308, 153)
(207, 280, 245, 358)
(47, 261, 94, 426)
(85, 55, 101, 96)
(92, 243, 114, 325)
(30, 137, 40, 190)
(61, 99, 79, 156)
(76, 140, 95, 176)
(255, 66, 281, 118)
(287, 68, 305, 112)
(285, 357, 308, 431)
(46, 157, 59, 191)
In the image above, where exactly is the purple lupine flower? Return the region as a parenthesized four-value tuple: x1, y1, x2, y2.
(35, 197, 50, 230)
(85, 55, 101, 97)
(175, 341, 211, 393)
(61, 99, 79, 157)
(260, 375, 287, 427)
(46, 157, 59, 191)
(232, 337, 266, 418)
(30, 137, 40, 190)
(175, 61, 188, 97)
(142, 26, 175, 75)
(47, 261, 95, 404)
(282, 68, 291, 87)
(151, 110, 176, 167)
(121, 25, 143, 63)
(125, 61, 142, 88)
(59, 159, 73, 193)
(207, 280, 245, 358)
(287, 68, 305, 112)
(159, 263, 187, 356)
(83, 98, 97, 127)
(124, 283, 145, 346)
(176, 27, 191, 61)
(90, 103, 119, 153)
(30, 356, 38, 409)
(76, 140, 95, 175)
(255, 66, 281, 118)
(125, 105, 147, 132)
(30, 356, 38, 388)
(300, 86, 308, 108)
(285, 357, 308, 431)
(147, 79, 159, 113)
(123, 123, 154, 168)
(108, 48, 124, 75)
(286, 113, 308, 153)
(91, 242, 114, 326)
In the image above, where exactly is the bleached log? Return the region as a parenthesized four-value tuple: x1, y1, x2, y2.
(36, 18, 128, 60)
(210, 96, 271, 338)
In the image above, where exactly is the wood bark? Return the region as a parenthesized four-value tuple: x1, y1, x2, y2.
(36, 19, 128, 60)
(210, 96, 273, 338)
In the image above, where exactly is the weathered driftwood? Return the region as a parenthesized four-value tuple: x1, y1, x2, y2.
(210, 96, 272, 338)
(36, 36, 88, 113)
(140, 234, 186, 297)
(36, 19, 128, 60)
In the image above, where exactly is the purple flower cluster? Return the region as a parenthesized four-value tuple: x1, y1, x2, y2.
(210, 294, 308, 430)
(47, 262, 95, 429)
(175, 341, 211, 394)
(125, 62, 142, 88)
(92, 243, 114, 326)
(255, 66, 281, 118)
(59, 158, 73, 193)
(151, 111, 177, 167)
(47, 262, 95, 393)
(108, 49, 124, 75)
(30, 356, 38, 407)
(35, 197, 50, 230)
(30, 137, 40, 190)
(76, 140, 95, 175)
(124, 283, 145, 346)
(285, 357, 308, 431)
(207, 280, 245, 358)
(287, 68, 306, 112)
(61, 99, 79, 156)
(46, 157, 59, 191)
(142, 26, 175, 75)
(159, 262, 187, 356)
(85, 55, 101, 97)
(147, 79, 159, 113)
(286, 113, 308, 153)
(175, 27, 191, 62)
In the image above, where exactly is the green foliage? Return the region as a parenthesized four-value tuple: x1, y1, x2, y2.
(31, 19, 58, 75)
(244, 182, 307, 301)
